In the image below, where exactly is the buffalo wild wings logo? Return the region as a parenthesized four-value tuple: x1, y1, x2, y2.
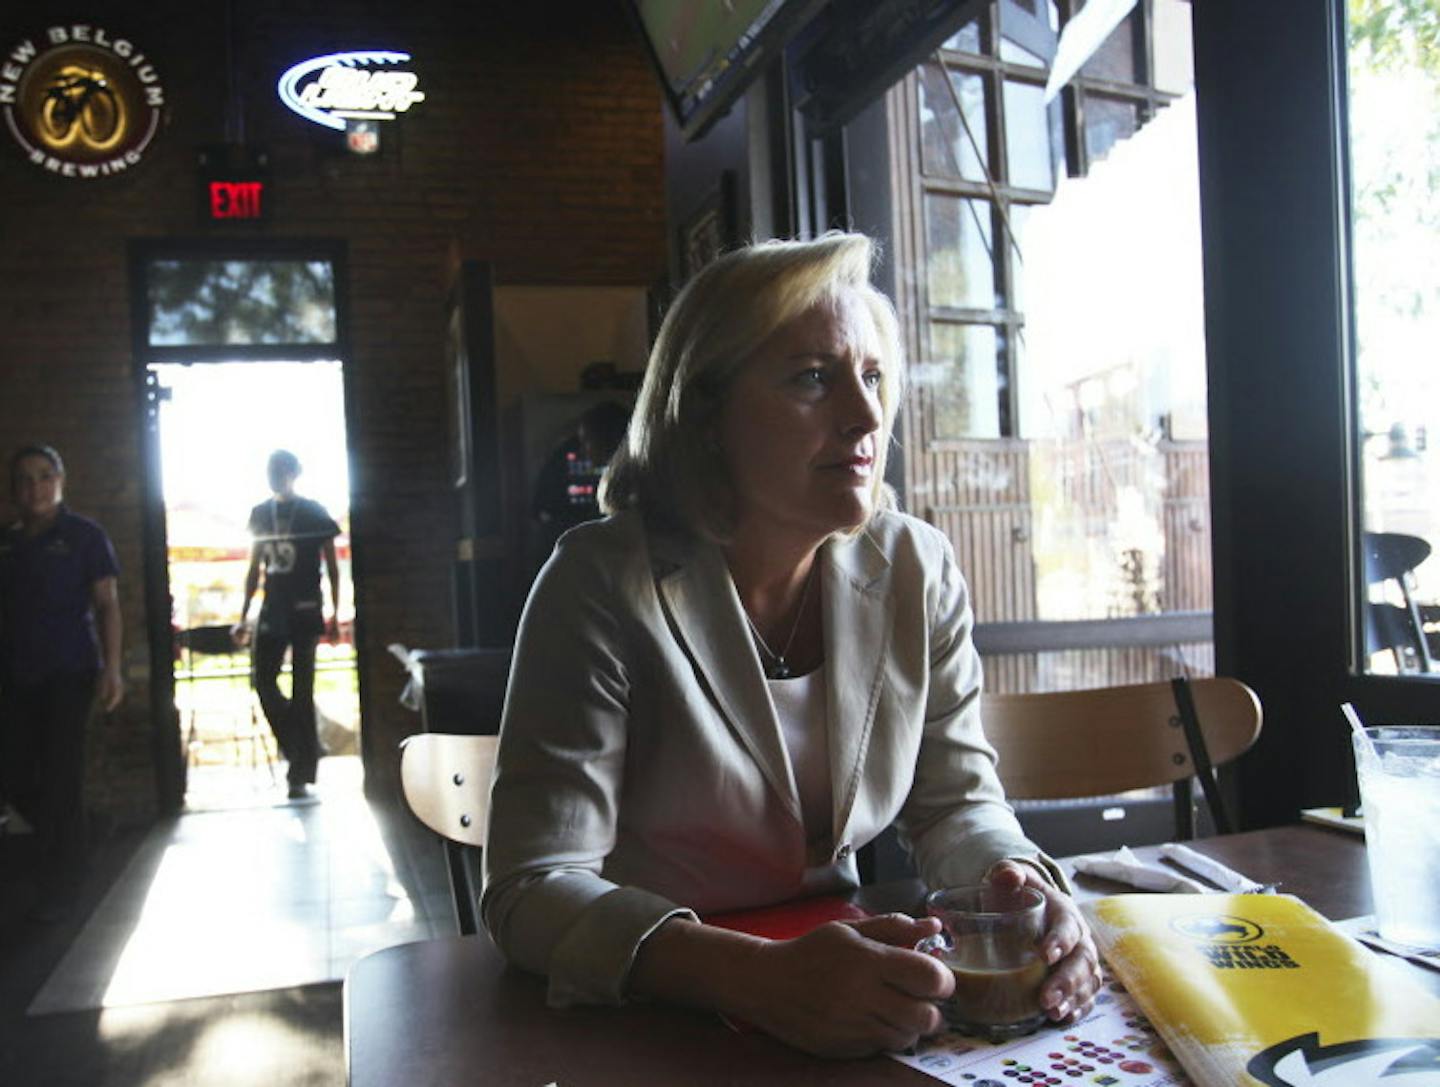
(1248, 1033, 1440, 1085)
(1, 23, 166, 178)
(1170, 911, 1300, 970)
(1170, 913, 1264, 944)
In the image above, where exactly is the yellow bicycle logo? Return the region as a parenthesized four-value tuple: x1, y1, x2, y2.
(39, 64, 126, 152)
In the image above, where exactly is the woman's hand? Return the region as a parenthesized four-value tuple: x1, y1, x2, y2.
(630, 914, 953, 1059)
(736, 914, 954, 1057)
(985, 860, 1102, 1023)
(98, 666, 124, 711)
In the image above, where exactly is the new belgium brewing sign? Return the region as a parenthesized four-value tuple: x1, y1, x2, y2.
(1, 24, 165, 178)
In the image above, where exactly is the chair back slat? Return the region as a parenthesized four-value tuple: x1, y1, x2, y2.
(981, 677, 1262, 803)
(400, 733, 498, 848)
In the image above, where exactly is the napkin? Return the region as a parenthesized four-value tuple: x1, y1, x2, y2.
(1333, 915, 1440, 972)
(1072, 845, 1210, 892)
(1159, 843, 1268, 893)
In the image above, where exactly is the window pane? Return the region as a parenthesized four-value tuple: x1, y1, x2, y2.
(1015, 92, 1208, 625)
(1152, 0, 1194, 96)
(1084, 95, 1140, 164)
(919, 65, 989, 180)
(997, 0, 1058, 66)
(944, 20, 983, 54)
(1079, 5, 1140, 84)
(899, 12, 1209, 695)
(1004, 79, 1055, 191)
(1346, 1, 1440, 676)
(147, 260, 338, 346)
(1000, 37, 1047, 67)
(924, 194, 996, 309)
(925, 323, 1002, 439)
(1002, 205, 1031, 311)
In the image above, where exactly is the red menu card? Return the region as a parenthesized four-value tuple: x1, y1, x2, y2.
(704, 894, 872, 939)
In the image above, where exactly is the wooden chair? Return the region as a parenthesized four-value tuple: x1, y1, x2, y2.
(399, 732, 498, 936)
(981, 676, 1263, 839)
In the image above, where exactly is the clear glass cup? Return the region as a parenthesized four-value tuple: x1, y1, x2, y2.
(915, 884, 1048, 1040)
(1352, 725, 1440, 951)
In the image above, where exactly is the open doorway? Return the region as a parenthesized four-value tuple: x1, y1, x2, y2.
(151, 360, 359, 810)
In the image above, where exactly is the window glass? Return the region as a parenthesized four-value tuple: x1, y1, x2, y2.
(944, 21, 983, 55)
(926, 323, 1002, 439)
(1002, 205, 1031, 312)
(924, 194, 997, 310)
(897, 0, 1211, 694)
(148, 260, 337, 346)
(997, 0, 1058, 66)
(1152, 0, 1194, 95)
(1000, 37, 1047, 67)
(1013, 90, 1207, 627)
(1083, 95, 1140, 164)
(1079, 6, 1140, 83)
(919, 65, 990, 180)
(1004, 79, 1055, 191)
(1346, 0, 1440, 676)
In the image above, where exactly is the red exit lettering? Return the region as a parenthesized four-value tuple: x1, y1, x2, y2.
(209, 180, 264, 219)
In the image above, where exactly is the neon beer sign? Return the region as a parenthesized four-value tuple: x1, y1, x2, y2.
(277, 50, 424, 131)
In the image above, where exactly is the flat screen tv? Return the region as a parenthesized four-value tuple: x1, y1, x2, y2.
(625, 0, 825, 140)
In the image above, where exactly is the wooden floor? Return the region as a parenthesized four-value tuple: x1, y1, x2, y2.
(0, 761, 449, 1086)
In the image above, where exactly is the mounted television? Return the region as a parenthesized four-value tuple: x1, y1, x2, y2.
(624, 0, 826, 141)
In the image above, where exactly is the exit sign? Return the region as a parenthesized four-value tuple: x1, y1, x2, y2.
(196, 146, 272, 224)
(207, 179, 267, 221)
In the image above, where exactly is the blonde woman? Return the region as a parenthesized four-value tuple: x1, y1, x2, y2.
(482, 233, 1099, 1056)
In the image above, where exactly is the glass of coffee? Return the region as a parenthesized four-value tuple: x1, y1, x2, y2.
(915, 884, 1048, 1040)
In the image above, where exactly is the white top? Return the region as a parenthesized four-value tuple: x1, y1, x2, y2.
(766, 666, 832, 848)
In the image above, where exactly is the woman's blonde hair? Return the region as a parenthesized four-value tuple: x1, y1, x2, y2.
(600, 231, 903, 541)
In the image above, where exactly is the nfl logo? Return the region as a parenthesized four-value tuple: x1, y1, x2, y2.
(346, 120, 380, 155)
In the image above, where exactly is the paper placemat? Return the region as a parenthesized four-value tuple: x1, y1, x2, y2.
(891, 978, 1190, 1086)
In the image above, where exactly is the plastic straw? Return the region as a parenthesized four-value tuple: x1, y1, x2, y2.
(1341, 702, 1377, 760)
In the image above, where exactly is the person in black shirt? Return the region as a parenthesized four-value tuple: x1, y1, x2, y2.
(1, 444, 123, 920)
(233, 450, 340, 800)
(529, 401, 632, 572)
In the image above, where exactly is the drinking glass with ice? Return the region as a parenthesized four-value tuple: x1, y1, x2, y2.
(1351, 725, 1440, 952)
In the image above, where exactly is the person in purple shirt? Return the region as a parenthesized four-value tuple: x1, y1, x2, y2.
(0, 444, 123, 921)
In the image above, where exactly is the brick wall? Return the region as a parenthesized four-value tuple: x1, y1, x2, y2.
(0, 0, 664, 820)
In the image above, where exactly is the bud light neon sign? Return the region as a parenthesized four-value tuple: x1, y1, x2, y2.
(277, 50, 424, 131)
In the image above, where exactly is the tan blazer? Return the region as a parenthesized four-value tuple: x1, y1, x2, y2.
(481, 509, 1058, 1007)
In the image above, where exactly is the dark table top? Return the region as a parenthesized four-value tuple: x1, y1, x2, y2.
(345, 824, 1435, 1086)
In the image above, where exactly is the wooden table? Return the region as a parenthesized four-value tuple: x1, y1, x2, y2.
(345, 825, 1435, 1086)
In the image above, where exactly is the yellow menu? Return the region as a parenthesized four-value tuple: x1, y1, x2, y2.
(1082, 894, 1440, 1087)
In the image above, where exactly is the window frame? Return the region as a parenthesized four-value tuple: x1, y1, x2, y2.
(130, 238, 349, 366)
(910, 0, 1185, 446)
(1193, 1, 1440, 828)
